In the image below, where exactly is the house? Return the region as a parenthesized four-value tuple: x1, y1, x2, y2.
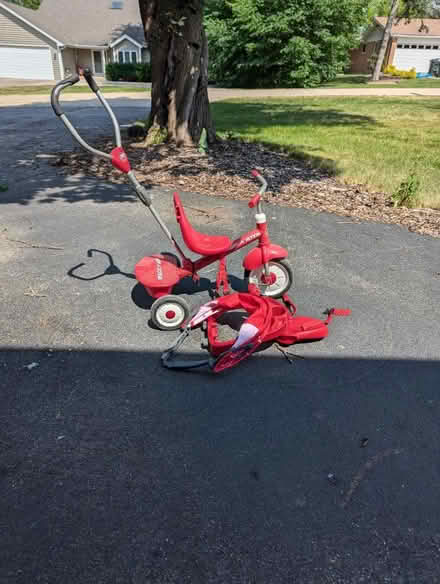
(0, 0, 148, 81)
(351, 17, 440, 74)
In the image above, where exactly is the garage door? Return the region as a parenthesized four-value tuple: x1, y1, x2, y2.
(0, 47, 54, 80)
(394, 45, 440, 73)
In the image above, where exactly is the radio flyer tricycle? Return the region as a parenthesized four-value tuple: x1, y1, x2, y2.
(51, 69, 293, 330)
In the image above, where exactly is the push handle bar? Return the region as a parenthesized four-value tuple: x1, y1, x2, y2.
(51, 73, 80, 117)
(50, 69, 121, 161)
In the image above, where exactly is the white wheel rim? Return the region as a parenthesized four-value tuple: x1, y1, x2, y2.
(248, 262, 289, 297)
(155, 302, 186, 328)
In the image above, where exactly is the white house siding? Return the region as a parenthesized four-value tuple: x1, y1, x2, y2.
(0, 7, 60, 79)
(116, 39, 138, 52)
(394, 36, 440, 72)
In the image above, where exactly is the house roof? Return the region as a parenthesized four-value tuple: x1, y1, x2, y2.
(375, 16, 440, 37)
(0, 0, 146, 47)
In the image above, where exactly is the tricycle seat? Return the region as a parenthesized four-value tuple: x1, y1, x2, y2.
(173, 192, 231, 256)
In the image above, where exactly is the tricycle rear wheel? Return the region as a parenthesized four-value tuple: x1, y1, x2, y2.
(151, 295, 190, 331)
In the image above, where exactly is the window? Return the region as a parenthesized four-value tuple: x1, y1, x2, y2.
(418, 45, 425, 49)
(425, 45, 432, 49)
(397, 44, 403, 48)
(404, 44, 410, 48)
(362, 44, 367, 53)
(118, 50, 137, 64)
(111, 1, 123, 8)
(433, 45, 439, 50)
(411, 45, 417, 49)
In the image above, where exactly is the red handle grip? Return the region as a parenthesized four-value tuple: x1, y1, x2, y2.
(248, 194, 261, 209)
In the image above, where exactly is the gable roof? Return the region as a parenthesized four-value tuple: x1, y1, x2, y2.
(375, 17, 440, 37)
(0, 0, 146, 47)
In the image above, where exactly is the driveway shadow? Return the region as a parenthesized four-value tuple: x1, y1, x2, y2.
(1, 346, 439, 582)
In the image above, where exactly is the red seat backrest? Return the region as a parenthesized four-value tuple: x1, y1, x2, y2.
(174, 192, 194, 247)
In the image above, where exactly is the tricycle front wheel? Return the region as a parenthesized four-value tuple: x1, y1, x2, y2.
(245, 259, 293, 298)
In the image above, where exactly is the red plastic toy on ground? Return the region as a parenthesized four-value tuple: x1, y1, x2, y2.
(162, 287, 351, 373)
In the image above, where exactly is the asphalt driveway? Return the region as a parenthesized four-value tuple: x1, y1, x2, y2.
(1, 96, 440, 583)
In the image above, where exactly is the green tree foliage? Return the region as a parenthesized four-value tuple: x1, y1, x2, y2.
(7, 0, 41, 7)
(205, 0, 370, 88)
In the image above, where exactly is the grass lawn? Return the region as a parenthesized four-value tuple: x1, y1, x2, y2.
(0, 85, 149, 96)
(212, 97, 440, 209)
(320, 74, 440, 89)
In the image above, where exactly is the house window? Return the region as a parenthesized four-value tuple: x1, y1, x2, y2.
(418, 45, 425, 49)
(118, 50, 137, 64)
(111, 1, 123, 8)
(433, 45, 439, 50)
(425, 45, 432, 49)
(404, 45, 410, 48)
(397, 44, 403, 48)
(411, 45, 417, 49)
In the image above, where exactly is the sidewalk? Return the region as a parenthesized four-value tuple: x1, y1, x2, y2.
(208, 86, 440, 100)
(2, 86, 440, 107)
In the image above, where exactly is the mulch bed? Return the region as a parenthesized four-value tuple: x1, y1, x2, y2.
(54, 138, 440, 239)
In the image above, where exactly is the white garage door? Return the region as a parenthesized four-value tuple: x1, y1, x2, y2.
(0, 47, 54, 80)
(394, 42, 440, 73)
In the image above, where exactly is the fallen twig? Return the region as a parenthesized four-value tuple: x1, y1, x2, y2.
(341, 448, 403, 509)
(4, 237, 64, 251)
(24, 287, 47, 298)
(186, 205, 223, 222)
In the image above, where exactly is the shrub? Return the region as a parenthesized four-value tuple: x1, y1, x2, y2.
(135, 62, 152, 82)
(106, 63, 136, 81)
(386, 66, 418, 79)
(383, 64, 396, 75)
(205, 0, 368, 88)
(392, 172, 420, 208)
(105, 62, 151, 82)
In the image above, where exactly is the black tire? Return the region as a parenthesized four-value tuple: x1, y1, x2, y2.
(160, 252, 181, 268)
(151, 295, 190, 331)
(244, 259, 293, 298)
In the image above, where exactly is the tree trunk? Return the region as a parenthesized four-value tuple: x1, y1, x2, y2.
(372, 0, 399, 81)
(139, 0, 215, 147)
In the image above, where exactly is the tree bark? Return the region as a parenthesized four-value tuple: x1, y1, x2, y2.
(372, 0, 399, 81)
(139, 0, 215, 147)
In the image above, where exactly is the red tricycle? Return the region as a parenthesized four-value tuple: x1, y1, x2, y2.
(51, 69, 293, 330)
